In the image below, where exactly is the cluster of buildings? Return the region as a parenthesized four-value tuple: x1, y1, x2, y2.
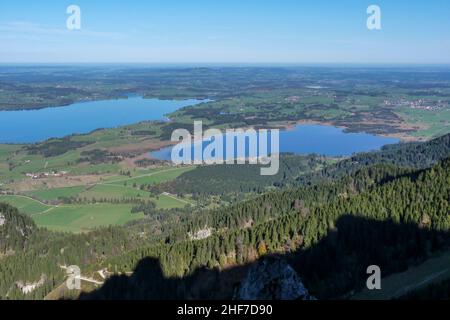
(25, 171, 68, 179)
(384, 98, 449, 111)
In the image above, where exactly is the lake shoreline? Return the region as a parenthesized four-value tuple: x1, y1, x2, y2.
(149, 123, 400, 161)
(280, 119, 424, 143)
(0, 96, 205, 144)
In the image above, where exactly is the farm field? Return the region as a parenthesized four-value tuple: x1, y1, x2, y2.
(77, 184, 150, 201)
(20, 182, 148, 203)
(101, 166, 194, 186)
(0, 194, 52, 215)
(0, 195, 143, 232)
(154, 193, 194, 209)
(25, 186, 86, 201)
(0, 164, 193, 233)
(23, 183, 191, 208)
(398, 108, 450, 139)
(32, 203, 143, 233)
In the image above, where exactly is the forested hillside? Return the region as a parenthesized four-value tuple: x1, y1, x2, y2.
(148, 154, 329, 198)
(84, 158, 450, 299)
(0, 212, 142, 299)
(302, 133, 450, 184)
(0, 203, 37, 253)
(2, 133, 450, 300)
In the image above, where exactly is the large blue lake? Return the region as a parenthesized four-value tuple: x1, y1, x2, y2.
(151, 124, 399, 160)
(0, 96, 203, 143)
(0, 96, 399, 157)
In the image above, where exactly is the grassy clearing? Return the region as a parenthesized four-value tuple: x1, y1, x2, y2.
(0, 195, 51, 215)
(0, 195, 143, 232)
(154, 193, 191, 209)
(33, 203, 143, 233)
(78, 184, 150, 200)
(352, 250, 450, 300)
(102, 166, 194, 186)
(25, 186, 86, 201)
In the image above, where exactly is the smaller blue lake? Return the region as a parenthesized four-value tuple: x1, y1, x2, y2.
(150, 124, 400, 160)
(0, 96, 204, 143)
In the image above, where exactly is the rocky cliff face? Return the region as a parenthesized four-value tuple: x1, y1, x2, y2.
(234, 257, 314, 300)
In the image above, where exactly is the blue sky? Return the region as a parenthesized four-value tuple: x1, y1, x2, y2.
(1, 0, 449, 63)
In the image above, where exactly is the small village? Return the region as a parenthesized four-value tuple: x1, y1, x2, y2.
(25, 171, 68, 180)
(384, 98, 450, 111)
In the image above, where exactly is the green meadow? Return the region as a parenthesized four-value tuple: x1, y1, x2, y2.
(26, 186, 86, 201)
(32, 203, 144, 233)
(77, 184, 149, 200)
(154, 193, 193, 209)
(0, 194, 187, 233)
(0, 164, 193, 233)
(0, 195, 52, 215)
(399, 108, 450, 138)
(102, 166, 194, 186)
